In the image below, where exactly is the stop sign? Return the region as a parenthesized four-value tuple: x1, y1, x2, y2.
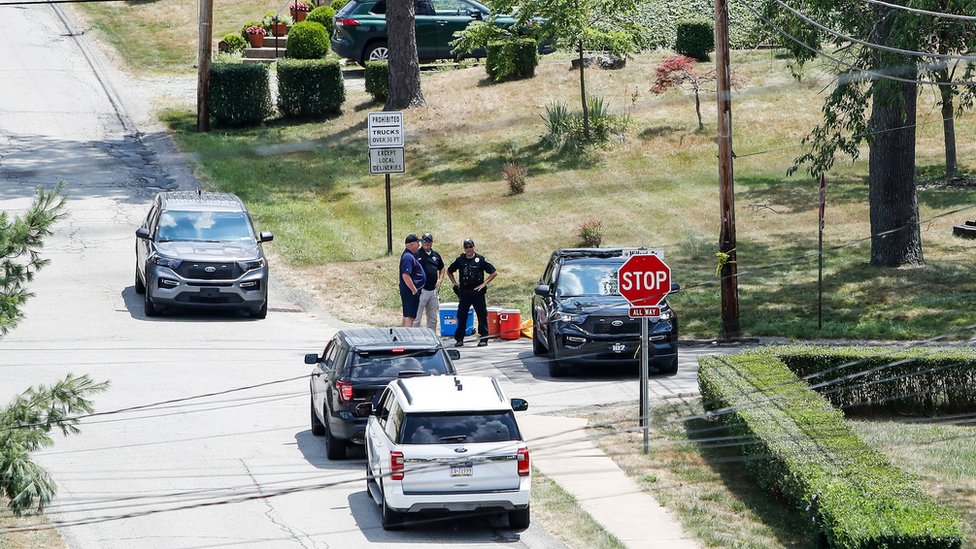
(617, 254, 671, 307)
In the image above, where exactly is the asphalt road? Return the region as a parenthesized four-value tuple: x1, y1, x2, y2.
(0, 5, 742, 548)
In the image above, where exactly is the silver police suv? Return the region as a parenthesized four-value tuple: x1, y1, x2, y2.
(135, 191, 273, 318)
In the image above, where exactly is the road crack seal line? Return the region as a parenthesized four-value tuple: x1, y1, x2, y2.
(239, 458, 326, 549)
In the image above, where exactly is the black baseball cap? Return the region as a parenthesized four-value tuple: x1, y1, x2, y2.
(421, 232, 433, 243)
(405, 233, 420, 243)
(463, 239, 475, 248)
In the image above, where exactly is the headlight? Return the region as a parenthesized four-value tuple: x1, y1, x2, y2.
(556, 313, 586, 323)
(658, 309, 673, 321)
(150, 255, 182, 269)
(238, 258, 266, 272)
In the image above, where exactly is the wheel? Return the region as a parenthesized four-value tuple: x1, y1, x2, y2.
(361, 41, 388, 65)
(658, 355, 679, 375)
(134, 266, 145, 294)
(324, 415, 347, 460)
(532, 325, 546, 356)
(508, 505, 530, 530)
(547, 332, 568, 377)
(144, 287, 159, 317)
(381, 484, 403, 530)
(310, 399, 325, 436)
(249, 300, 268, 319)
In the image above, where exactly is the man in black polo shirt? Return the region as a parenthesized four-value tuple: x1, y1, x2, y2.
(447, 239, 497, 347)
(399, 234, 425, 327)
(413, 232, 445, 331)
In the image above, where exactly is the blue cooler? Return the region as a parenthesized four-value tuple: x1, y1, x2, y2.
(439, 301, 475, 337)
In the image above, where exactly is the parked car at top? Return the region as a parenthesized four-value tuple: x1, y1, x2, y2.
(531, 248, 680, 377)
(363, 375, 531, 530)
(306, 327, 460, 460)
(135, 191, 273, 319)
(331, 0, 522, 65)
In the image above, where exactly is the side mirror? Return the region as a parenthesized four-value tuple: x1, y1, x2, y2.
(259, 231, 274, 243)
(304, 353, 319, 365)
(468, 9, 482, 19)
(510, 398, 529, 412)
(670, 282, 681, 292)
(447, 349, 461, 360)
(135, 227, 150, 240)
(534, 284, 552, 297)
(355, 402, 374, 417)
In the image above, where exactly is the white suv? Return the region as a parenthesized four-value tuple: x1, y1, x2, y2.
(363, 375, 531, 530)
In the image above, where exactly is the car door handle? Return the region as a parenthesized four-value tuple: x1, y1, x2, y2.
(436, 20, 448, 24)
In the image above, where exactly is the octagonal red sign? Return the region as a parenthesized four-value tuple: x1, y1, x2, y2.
(617, 254, 671, 308)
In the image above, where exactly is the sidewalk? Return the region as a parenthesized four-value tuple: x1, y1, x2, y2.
(519, 415, 699, 549)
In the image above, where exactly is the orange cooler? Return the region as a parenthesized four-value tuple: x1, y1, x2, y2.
(487, 307, 502, 338)
(498, 309, 522, 340)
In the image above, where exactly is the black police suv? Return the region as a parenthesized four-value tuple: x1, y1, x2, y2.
(531, 248, 679, 377)
(306, 327, 459, 459)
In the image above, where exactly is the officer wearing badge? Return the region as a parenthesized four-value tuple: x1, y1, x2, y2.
(447, 239, 497, 347)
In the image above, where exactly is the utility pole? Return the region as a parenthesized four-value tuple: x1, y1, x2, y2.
(197, 0, 214, 132)
(714, 0, 741, 338)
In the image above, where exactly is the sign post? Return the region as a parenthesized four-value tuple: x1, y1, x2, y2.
(367, 112, 405, 255)
(617, 251, 671, 455)
(818, 174, 826, 331)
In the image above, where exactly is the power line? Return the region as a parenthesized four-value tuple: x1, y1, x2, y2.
(856, 0, 976, 22)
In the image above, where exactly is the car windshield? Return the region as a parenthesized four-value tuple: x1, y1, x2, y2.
(350, 350, 453, 380)
(556, 262, 621, 297)
(401, 411, 519, 444)
(156, 210, 255, 243)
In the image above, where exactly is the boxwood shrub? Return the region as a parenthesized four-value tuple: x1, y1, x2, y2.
(209, 63, 271, 127)
(675, 20, 714, 61)
(364, 60, 389, 102)
(637, 0, 763, 49)
(485, 38, 538, 82)
(222, 33, 246, 54)
(276, 58, 345, 118)
(698, 349, 964, 548)
(286, 21, 330, 59)
(306, 6, 336, 37)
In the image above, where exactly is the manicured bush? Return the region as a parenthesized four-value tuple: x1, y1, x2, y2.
(286, 21, 330, 59)
(306, 6, 336, 37)
(675, 20, 714, 61)
(364, 60, 389, 102)
(209, 63, 272, 127)
(240, 20, 263, 41)
(330, 0, 350, 11)
(637, 0, 761, 49)
(698, 349, 964, 548)
(276, 58, 345, 118)
(485, 38, 538, 82)
(222, 33, 246, 54)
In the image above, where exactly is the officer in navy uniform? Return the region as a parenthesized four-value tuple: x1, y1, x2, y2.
(447, 239, 497, 347)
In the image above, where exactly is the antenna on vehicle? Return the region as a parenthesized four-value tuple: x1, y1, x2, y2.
(197, 189, 202, 196)
(454, 377, 462, 391)
(390, 327, 398, 342)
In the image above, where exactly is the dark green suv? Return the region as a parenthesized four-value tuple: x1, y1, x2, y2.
(331, 0, 518, 65)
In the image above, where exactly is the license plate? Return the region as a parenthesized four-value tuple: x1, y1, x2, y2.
(611, 343, 627, 353)
(450, 464, 472, 477)
(201, 288, 220, 298)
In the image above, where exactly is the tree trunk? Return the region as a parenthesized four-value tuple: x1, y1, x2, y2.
(694, 90, 703, 131)
(941, 86, 957, 180)
(578, 40, 589, 142)
(385, 0, 426, 110)
(868, 75, 924, 267)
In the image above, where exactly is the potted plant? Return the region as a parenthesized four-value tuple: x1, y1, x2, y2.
(263, 12, 293, 36)
(290, 1, 312, 22)
(246, 25, 267, 48)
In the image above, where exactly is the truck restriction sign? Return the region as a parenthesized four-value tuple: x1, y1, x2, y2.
(369, 148, 405, 174)
(368, 111, 403, 148)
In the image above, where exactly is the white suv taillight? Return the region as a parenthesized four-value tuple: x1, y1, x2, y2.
(390, 451, 404, 480)
(517, 447, 530, 476)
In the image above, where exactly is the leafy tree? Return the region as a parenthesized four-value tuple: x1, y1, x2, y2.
(385, 0, 426, 109)
(1, 184, 109, 514)
(493, 0, 646, 141)
(776, 0, 976, 266)
(650, 54, 743, 131)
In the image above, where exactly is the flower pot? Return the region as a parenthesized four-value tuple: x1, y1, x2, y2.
(270, 22, 288, 36)
(248, 33, 265, 48)
(291, 9, 307, 22)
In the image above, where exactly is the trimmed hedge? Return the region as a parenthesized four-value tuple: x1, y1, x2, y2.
(209, 63, 271, 127)
(286, 21, 330, 59)
(776, 345, 976, 415)
(306, 6, 336, 37)
(276, 58, 345, 118)
(485, 38, 538, 82)
(698, 349, 963, 548)
(675, 20, 714, 61)
(364, 61, 389, 102)
(222, 33, 246, 54)
(636, 0, 763, 49)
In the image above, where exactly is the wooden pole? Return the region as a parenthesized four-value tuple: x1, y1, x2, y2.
(715, 0, 740, 338)
(196, 0, 214, 132)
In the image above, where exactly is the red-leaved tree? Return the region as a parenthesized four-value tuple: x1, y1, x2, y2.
(650, 55, 741, 131)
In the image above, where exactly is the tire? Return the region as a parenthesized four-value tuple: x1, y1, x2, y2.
(144, 287, 160, 317)
(324, 415, 347, 460)
(134, 266, 145, 295)
(361, 41, 388, 65)
(547, 332, 568, 377)
(381, 485, 403, 530)
(508, 505, 530, 530)
(310, 399, 325, 436)
(249, 300, 268, 319)
(532, 325, 546, 356)
(659, 355, 679, 375)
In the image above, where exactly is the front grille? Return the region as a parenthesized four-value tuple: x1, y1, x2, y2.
(176, 262, 241, 280)
(176, 294, 243, 304)
(588, 317, 640, 335)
